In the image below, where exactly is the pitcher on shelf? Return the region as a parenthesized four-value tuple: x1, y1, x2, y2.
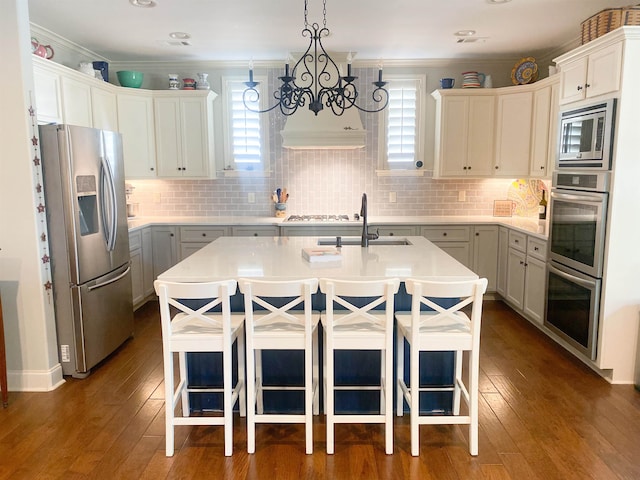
(31, 37, 54, 59)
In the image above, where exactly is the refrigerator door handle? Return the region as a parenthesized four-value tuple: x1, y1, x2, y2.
(88, 266, 131, 291)
(99, 155, 117, 251)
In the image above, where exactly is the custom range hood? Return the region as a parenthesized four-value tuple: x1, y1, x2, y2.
(280, 106, 366, 149)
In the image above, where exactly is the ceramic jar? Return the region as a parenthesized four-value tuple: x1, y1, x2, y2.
(196, 73, 210, 90)
(168, 74, 180, 90)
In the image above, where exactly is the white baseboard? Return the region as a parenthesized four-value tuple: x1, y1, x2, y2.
(7, 363, 65, 391)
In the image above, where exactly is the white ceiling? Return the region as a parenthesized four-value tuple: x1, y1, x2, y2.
(27, 0, 631, 62)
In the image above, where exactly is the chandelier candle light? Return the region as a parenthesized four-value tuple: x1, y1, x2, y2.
(243, 0, 389, 116)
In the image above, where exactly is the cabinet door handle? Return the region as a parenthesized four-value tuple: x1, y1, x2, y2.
(520, 260, 525, 265)
(495, 165, 499, 169)
(443, 232, 447, 236)
(150, 167, 154, 171)
(475, 232, 479, 236)
(170, 233, 174, 237)
(463, 166, 467, 170)
(585, 83, 591, 88)
(577, 85, 583, 91)
(534, 246, 539, 251)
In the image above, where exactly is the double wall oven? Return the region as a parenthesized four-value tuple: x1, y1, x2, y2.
(545, 98, 616, 361)
(546, 172, 609, 360)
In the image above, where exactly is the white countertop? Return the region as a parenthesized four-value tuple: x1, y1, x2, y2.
(128, 215, 548, 239)
(157, 236, 479, 283)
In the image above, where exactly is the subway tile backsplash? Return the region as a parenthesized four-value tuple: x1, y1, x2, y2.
(127, 172, 526, 218)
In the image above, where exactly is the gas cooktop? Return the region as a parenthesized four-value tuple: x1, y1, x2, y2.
(285, 214, 351, 222)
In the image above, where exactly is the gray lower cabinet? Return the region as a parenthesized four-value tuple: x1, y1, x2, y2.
(496, 226, 509, 297)
(472, 225, 499, 292)
(152, 226, 179, 278)
(420, 225, 472, 268)
(281, 225, 362, 237)
(374, 225, 417, 237)
(129, 227, 154, 309)
(504, 230, 547, 325)
(231, 226, 279, 237)
(179, 226, 230, 260)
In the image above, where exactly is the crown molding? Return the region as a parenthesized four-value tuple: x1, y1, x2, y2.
(30, 23, 109, 62)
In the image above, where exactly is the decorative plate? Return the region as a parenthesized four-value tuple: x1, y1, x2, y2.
(511, 57, 539, 85)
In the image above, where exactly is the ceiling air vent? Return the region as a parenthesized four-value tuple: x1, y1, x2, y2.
(164, 40, 192, 47)
(457, 37, 488, 44)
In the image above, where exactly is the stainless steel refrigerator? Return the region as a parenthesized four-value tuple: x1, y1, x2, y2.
(40, 124, 134, 378)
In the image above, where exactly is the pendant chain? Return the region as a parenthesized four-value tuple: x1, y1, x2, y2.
(303, 0, 327, 28)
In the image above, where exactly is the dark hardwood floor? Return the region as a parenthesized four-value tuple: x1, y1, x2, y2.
(1, 300, 639, 479)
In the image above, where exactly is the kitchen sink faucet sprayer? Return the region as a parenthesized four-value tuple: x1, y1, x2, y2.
(360, 193, 379, 247)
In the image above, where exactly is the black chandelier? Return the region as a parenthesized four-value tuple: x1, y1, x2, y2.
(243, 0, 389, 117)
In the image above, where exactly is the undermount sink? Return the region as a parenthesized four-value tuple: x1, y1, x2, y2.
(317, 237, 412, 246)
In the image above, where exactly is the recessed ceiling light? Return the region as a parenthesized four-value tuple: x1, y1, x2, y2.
(454, 30, 477, 37)
(486, 0, 512, 4)
(130, 0, 156, 7)
(169, 32, 191, 40)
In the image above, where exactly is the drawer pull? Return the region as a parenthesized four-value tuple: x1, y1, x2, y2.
(202, 233, 207, 237)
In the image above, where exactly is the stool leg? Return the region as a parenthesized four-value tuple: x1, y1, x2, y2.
(312, 326, 320, 415)
(384, 345, 393, 455)
(237, 328, 246, 417)
(305, 337, 313, 454)
(246, 344, 256, 454)
(256, 350, 264, 415)
(453, 350, 463, 415)
(396, 327, 404, 417)
(326, 341, 335, 455)
(469, 349, 479, 456)
(410, 341, 420, 457)
(164, 349, 175, 456)
(224, 337, 235, 456)
(178, 352, 190, 416)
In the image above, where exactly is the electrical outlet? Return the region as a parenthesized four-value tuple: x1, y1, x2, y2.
(458, 190, 466, 202)
(389, 191, 397, 203)
(248, 192, 255, 203)
(61, 345, 70, 363)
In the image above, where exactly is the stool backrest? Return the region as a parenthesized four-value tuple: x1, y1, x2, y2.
(238, 278, 319, 336)
(404, 278, 488, 344)
(319, 278, 400, 330)
(154, 279, 237, 342)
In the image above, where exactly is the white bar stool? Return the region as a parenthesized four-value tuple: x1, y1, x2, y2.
(396, 278, 488, 456)
(238, 278, 320, 454)
(319, 277, 400, 455)
(154, 279, 246, 457)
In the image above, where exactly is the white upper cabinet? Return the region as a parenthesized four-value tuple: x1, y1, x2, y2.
(432, 90, 495, 178)
(154, 91, 217, 178)
(33, 58, 63, 124)
(529, 76, 560, 177)
(557, 40, 623, 104)
(117, 91, 157, 178)
(494, 91, 533, 177)
(60, 75, 93, 127)
(91, 85, 118, 132)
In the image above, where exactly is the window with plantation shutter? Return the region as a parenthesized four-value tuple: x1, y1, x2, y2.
(378, 75, 425, 172)
(222, 77, 269, 173)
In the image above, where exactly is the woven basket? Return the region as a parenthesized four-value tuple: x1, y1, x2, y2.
(581, 5, 640, 44)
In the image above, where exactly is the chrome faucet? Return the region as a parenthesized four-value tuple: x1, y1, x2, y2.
(360, 193, 379, 247)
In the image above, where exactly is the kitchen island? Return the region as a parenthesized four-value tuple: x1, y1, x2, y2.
(158, 235, 479, 413)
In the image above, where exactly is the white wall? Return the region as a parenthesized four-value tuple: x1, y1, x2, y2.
(0, 0, 64, 391)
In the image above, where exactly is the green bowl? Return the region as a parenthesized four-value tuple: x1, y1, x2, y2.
(116, 70, 144, 88)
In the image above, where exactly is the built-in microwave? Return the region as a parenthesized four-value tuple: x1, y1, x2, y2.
(557, 98, 616, 170)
